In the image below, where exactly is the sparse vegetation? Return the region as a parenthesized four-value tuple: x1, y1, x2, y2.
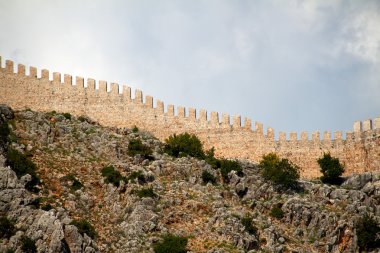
(70, 219, 97, 239)
(202, 170, 217, 185)
(153, 234, 188, 253)
(356, 214, 380, 251)
(164, 132, 205, 159)
(241, 216, 258, 236)
(0, 120, 10, 143)
(318, 153, 345, 185)
(101, 166, 127, 187)
(270, 204, 284, 219)
(62, 112, 72, 120)
(28, 197, 41, 209)
(6, 148, 41, 192)
(78, 115, 93, 124)
(133, 187, 157, 198)
(132, 125, 139, 133)
(236, 186, 248, 198)
(127, 170, 146, 184)
(0, 216, 15, 239)
(260, 153, 299, 190)
(163, 133, 243, 184)
(41, 203, 53, 211)
(220, 159, 243, 182)
(21, 236, 37, 253)
(62, 174, 83, 191)
(127, 139, 153, 160)
(204, 147, 221, 169)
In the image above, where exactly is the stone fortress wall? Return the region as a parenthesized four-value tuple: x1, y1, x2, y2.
(0, 56, 379, 178)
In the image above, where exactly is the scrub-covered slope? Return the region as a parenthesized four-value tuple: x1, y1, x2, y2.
(0, 105, 379, 253)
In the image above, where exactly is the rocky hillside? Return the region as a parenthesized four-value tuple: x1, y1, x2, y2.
(0, 105, 379, 253)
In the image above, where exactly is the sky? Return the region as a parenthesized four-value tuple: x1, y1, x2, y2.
(0, 0, 379, 138)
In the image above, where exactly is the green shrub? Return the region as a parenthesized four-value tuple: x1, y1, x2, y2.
(70, 219, 97, 239)
(21, 236, 37, 253)
(317, 153, 345, 185)
(241, 216, 258, 235)
(236, 186, 248, 198)
(28, 197, 41, 209)
(62, 113, 72, 120)
(132, 125, 139, 133)
(220, 159, 243, 182)
(127, 139, 153, 160)
(164, 133, 205, 159)
(270, 204, 284, 219)
(127, 170, 146, 184)
(153, 234, 188, 253)
(78, 115, 87, 122)
(133, 187, 157, 198)
(0, 120, 10, 143)
(260, 153, 299, 190)
(6, 148, 41, 192)
(6, 248, 15, 253)
(101, 166, 127, 187)
(204, 147, 221, 169)
(61, 174, 83, 191)
(41, 203, 53, 211)
(0, 216, 15, 239)
(71, 178, 83, 191)
(202, 170, 217, 185)
(356, 214, 380, 250)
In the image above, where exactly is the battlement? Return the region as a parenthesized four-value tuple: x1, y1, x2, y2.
(0, 56, 379, 179)
(0, 58, 268, 131)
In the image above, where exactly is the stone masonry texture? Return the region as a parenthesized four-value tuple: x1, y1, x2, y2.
(0, 57, 379, 178)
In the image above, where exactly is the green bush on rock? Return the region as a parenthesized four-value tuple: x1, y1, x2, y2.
(21, 236, 37, 253)
(164, 133, 244, 183)
(70, 219, 97, 239)
(153, 234, 188, 253)
(128, 139, 153, 160)
(202, 170, 217, 185)
(0, 216, 15, 239)
(6, 148, 41, 192)
(133, 187, 157, 199)
(101, 166, 127, 187)
(164, 133, 205, 159)
(241, 216, 258, 236)
(220, 159, 243, 182)
(259, 153, 299, 190)
(0, 120, 10, 143)
(270, 204, 284, 219)
(317, 153, 345, 185)
(356, 214, 380, 251)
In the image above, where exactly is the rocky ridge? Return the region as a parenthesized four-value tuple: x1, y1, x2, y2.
(0, 105, 379, 253)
